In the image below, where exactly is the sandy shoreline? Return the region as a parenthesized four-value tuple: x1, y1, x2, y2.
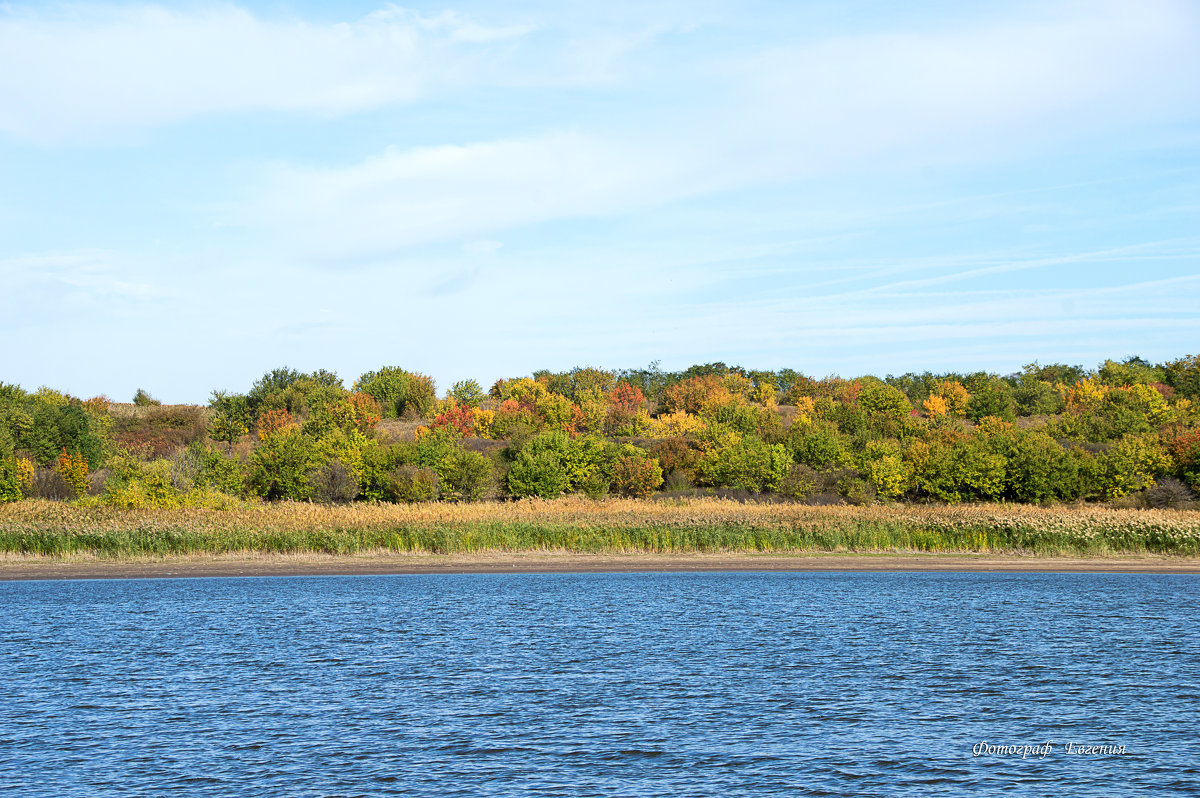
(1, 551, 1199, 580)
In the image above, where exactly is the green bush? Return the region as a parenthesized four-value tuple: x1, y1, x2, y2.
(1012, 377, 1064, 416)
(966, 378, 1016, 423)
(1091, 435, 1171, 499)
(193, 445, 248, 496)
(1097, 357, 1163, 387)
(1005, 431, 1079, 503)
(248, 428, 320, 501)
(354, 367, 436, 419)
(858, 382, 912, 423)
(786, 421, 847, 469)
(912, 438, 1007, 503)
(439, 449, 494, 502)
(511, 430, 604, 490)
(387, 465, 439, 503)
(1165, 354, 1200, 399)
(778, 463, 817, 500)
(22, 399, 104, 468)
(836, 472, 876, 506)
(359, 443, 415, 502)
(859, 440, 910, 500)
(208, 391, 250, 449)
(508, 450, 570, 499)
(132, 388, 161, 407)
(695, 434, 789, 493)
(0, 458, 22, 504)
(701, 400, 779, 438)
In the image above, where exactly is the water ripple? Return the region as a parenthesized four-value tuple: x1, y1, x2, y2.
(0, 572, 1197, 797)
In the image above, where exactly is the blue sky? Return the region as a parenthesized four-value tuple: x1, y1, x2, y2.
(1, 0, 1198, 402)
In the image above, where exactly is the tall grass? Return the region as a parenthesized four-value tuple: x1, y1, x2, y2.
(2, 498, 1199, 558)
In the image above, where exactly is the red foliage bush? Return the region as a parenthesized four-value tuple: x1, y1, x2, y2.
(651, 437, 701, 478)
(658, 376, 723, 415)
(1164, 429, 1200, 468)
(433, 402, 476, 437)
(607, 383, 646, 414)
(348, 392, 382, 432)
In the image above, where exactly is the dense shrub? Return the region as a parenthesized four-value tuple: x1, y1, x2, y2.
(0, 457, 22, 503)
(208, 392, 250, 449)
(490, 400, 539, 442)
(1164, 354, 1200, 399)
(858, 383, 912, 424)
(55, 448, 89, 496)
(1012, 376, 1064, 416)
(695, 434, 789, 493)
(777, 463, 817, 500)
(651, 437, 701, 480)
(966, 378, 1016, 423)
(439, 449, 494, 502)
(1005, 431, 1079, 503)
(310, 459, 359, 504)
(611, 454, 664, 498)
(387, 465, 439, 503)
(248, 428, 320, 501)
(658, 375, 726, 415)
(432, 403, 477, 437)
(786, 421, 847, 469)
(859, 440, 909, 500)
(1090, 435, 1171, 499)
(354, 367, 437, 419)
(193, 445, 248, 496)
(508, 450, 570, 499)
(22, 399, 104, 467)
(1142, 477, 1196, 509)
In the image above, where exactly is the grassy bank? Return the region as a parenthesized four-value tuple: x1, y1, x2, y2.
(2, 498, 1199, 559)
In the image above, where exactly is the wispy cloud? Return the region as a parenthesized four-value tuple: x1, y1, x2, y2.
(0, 3, 537, 141)
(247, 131, 716, 258)
(0, 251, 157, 302)
(240, 0, 1200, 257)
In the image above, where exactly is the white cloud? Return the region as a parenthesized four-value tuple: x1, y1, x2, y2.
(248, 130, 717, 257)
(241, 0, 1200, 256)
(0, 3, 536, 141)
(0, 251, 156, 301)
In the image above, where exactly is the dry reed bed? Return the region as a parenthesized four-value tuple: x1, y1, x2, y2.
(2, 498, 1199, 557)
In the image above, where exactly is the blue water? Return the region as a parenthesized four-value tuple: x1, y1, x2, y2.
(1, 572, 1197, 797)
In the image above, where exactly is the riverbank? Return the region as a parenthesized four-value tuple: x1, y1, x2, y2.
(3, 497, 1199, 563)
(3, 551, 1199, 580)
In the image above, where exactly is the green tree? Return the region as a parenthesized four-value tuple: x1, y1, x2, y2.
(439, 450, 494, 501)
(355, 367, 436, 419)
(448, 379, 486, 408)
(248, 428, 320, 500)
(966, 378, 1016, 423)
(208, 391, 250, 450)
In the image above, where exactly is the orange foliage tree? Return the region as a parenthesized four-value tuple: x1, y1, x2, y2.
(56, 448, 89, 495)
(256, 408, 298, 440)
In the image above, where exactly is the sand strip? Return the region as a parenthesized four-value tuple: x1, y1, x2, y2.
(1, 552, 1199, 580)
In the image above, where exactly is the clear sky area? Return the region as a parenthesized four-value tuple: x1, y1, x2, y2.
(2, 0, 1198, 402)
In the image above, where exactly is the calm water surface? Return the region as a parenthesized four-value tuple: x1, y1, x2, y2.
(1, 572, 1197, 797)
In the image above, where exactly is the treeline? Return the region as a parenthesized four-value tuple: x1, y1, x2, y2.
(2, 355, 1199, 509)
